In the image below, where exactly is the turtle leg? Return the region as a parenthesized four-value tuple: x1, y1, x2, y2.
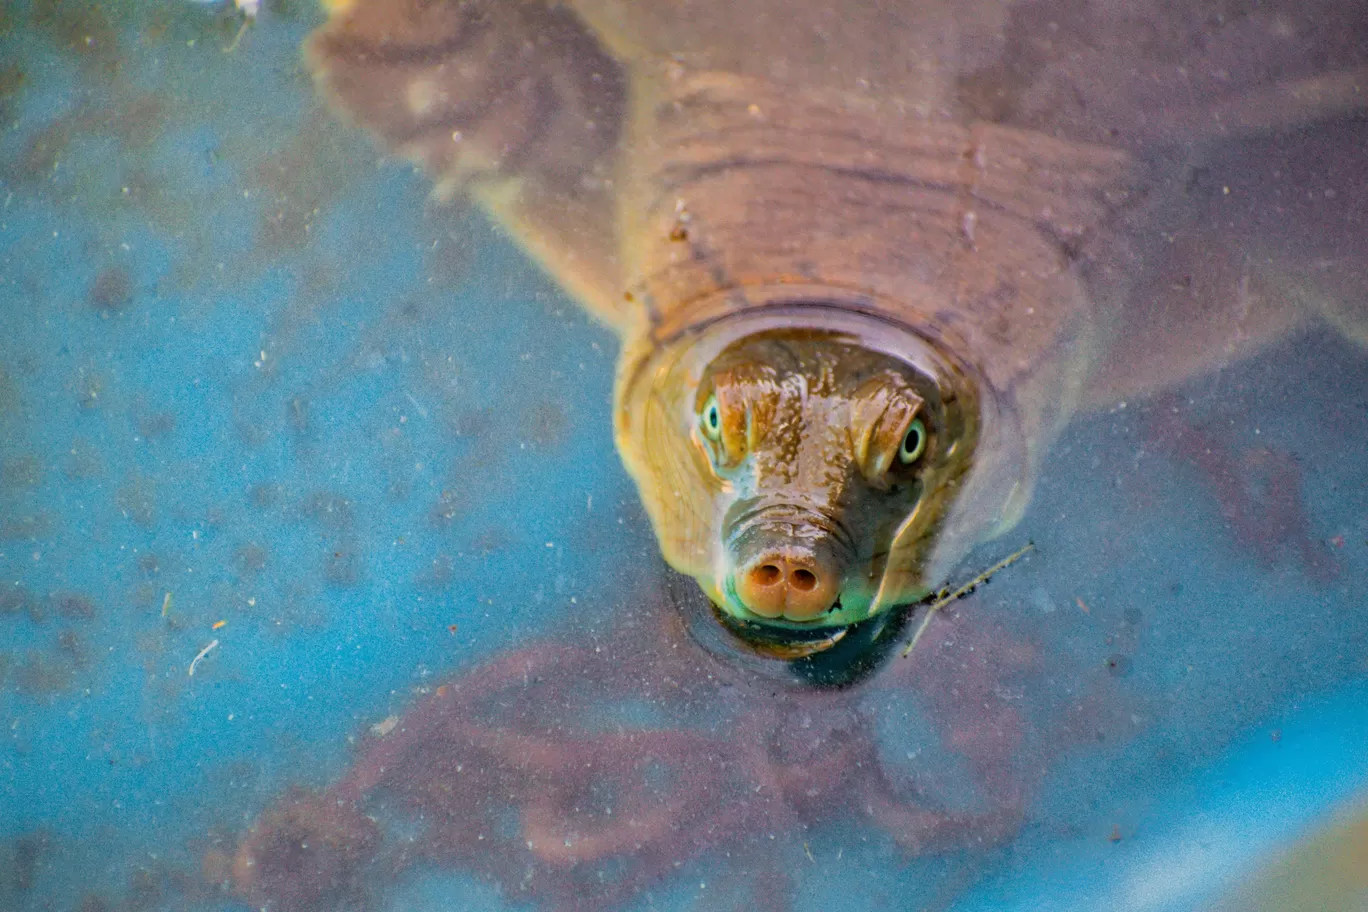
(1202, 119, 1368, 353)
(1259, 119, 1368, 352)
(1081, 118, 1368, 408)
(306, 0, 634, 332)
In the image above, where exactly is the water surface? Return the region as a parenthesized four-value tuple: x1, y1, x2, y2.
(1, 2, 1365, 910)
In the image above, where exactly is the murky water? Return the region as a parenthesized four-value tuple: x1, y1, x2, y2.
(1, 2, 1365, 911)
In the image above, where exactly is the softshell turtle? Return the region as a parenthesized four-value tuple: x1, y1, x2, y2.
(306, 0, 1368, 656)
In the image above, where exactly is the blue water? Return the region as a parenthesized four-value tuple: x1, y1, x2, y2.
(1, 3, 1366, 911)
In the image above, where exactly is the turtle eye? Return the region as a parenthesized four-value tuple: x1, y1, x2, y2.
(700, 394, 722, 442)
(898, 418, 927, 464)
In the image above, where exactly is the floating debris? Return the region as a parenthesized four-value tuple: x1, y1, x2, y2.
(188, 638, 220, 677)
(369, 715, 400, 738)
(185, 0, 258, 18)
(183, 0, 261, 52)
(902, 542, 1035, 659)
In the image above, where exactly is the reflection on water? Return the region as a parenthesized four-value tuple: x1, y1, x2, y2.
(0, 1, 1365, 911)
(229, 585, 1030, 910)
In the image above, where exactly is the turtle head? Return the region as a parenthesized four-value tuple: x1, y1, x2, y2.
(617, 299, 1029, 658)
(693, 332, 947, 626)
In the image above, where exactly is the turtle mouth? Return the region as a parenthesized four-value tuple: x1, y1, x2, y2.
(710, 602, 852, 659)
(702, 598, 913, 685)
(671, 570, 911, 686)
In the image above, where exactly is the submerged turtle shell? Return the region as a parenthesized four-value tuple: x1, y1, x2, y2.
(308, 0, 1368, 650)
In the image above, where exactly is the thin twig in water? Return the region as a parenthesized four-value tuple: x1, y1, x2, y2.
(223, 1, 258, 55)
(901, 542, 1035, 659)
(223, 20, 249, 53)
(188, 638, 220, 677)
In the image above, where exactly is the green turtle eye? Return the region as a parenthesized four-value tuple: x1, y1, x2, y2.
(898, 418, 926, 464)
(700, 395, 722, 441)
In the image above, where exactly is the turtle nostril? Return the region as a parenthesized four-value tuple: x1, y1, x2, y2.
(752, 564, 783, 587)
(732, 548, 842, 622)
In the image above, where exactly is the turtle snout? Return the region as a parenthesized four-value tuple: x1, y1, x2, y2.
(735, 553, 840, 620)
(730, 525, 846, 621)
